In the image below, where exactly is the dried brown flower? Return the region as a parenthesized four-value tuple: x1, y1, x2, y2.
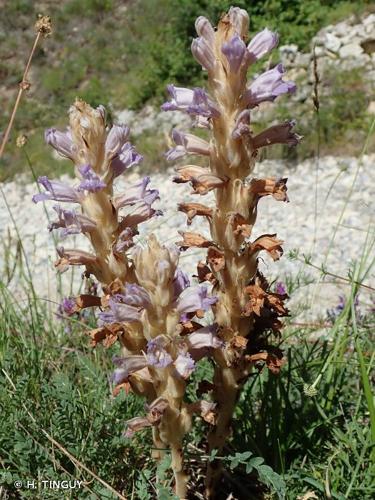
(35, 15, 52, 37)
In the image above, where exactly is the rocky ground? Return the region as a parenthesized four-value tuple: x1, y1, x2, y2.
(1, 154, 374, 322)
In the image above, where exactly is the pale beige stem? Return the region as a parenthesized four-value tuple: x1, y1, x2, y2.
(152, 427, 166, 461)
(170, 443, 188, 499)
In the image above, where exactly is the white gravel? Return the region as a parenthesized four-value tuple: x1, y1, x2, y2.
(1, 154, 374, 320)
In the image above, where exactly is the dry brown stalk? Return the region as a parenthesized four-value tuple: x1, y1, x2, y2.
(0, 15, 52, 160)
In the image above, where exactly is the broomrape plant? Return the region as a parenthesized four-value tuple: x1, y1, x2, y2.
(162, 6, 301, 497)
(33, 6, 300, 500)
(33, 100, 218, 498)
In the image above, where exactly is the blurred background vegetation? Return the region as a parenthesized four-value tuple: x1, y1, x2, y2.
(0, 0, 374, 180)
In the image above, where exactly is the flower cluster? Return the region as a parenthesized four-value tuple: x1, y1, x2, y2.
(34, 100, 219, 499)
(162, 6, 300, 497)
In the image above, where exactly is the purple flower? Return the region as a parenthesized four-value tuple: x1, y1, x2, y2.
(173, 268, 190, 299)
(228, 6, 249, 35)
(99, 296, 143, 324)
(32, 176, 82, 204)
(244, 64, 296, 108)
(143, 188, 160, 206)
(99, 284, 151, 324)
(327, 294, 361, 323)
(174, 352, 195, 378)
(57, 297, 76, 317)
(112, 355, 147, 384)
(191, 37, 216, 72)
(275, 282, 287, 295)
(120, 284, 151, 308)
(327, 295, 346, 322)
(177, 285, 218, 315)
(105, 124, 130, 158)
(45, 128, 76, 161)
(222, 34, 248, 73)
(165, 129, 210, 161)
(48, 205, 96, 237)
(113, 177, 159, 209)
(188, 325, 223, 350)
(146, 336, 173, 368)
(111, 142, 143, 178)
(252, 120, 302, 149)
(195, 16, 215, 45)
(77, 165, 106, 192)
(247, 28, 279, 63)
(161, 85, 220, 118)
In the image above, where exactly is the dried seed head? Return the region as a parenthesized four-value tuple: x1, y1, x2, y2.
(35, 15, 52, 37)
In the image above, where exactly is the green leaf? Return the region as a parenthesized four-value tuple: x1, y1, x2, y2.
(256, 464, 286, 500)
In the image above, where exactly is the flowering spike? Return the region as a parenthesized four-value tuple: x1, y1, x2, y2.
(163, 7, 300, 497)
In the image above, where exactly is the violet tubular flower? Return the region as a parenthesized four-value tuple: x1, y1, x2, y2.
(247, 27, 279, 62)
(146, 336, 173, 368)
(32, 176, 82, 204)
(77, 164, 106, 192)
(113, 176, 159, 209)
(177, 285, 218, 316)
(45, 128, 76, 161)
(161, 85, 220, 118)
(275, 281, 287, 295)
(174, 352, 196, 379)
(191, 36, 216, 72)
(222, 34, 249, 73)
(195, 16, 215, 45)
(105, 124, 130, 158)
(48, 205, 96, 237)
(110, 142, 143, 178)
(244, 63, 296, 108)
(165, 129, 210, 161)
(99, 295, 144, 324)
(57, 297, 77, 317)
(173, 268, 190, 299)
